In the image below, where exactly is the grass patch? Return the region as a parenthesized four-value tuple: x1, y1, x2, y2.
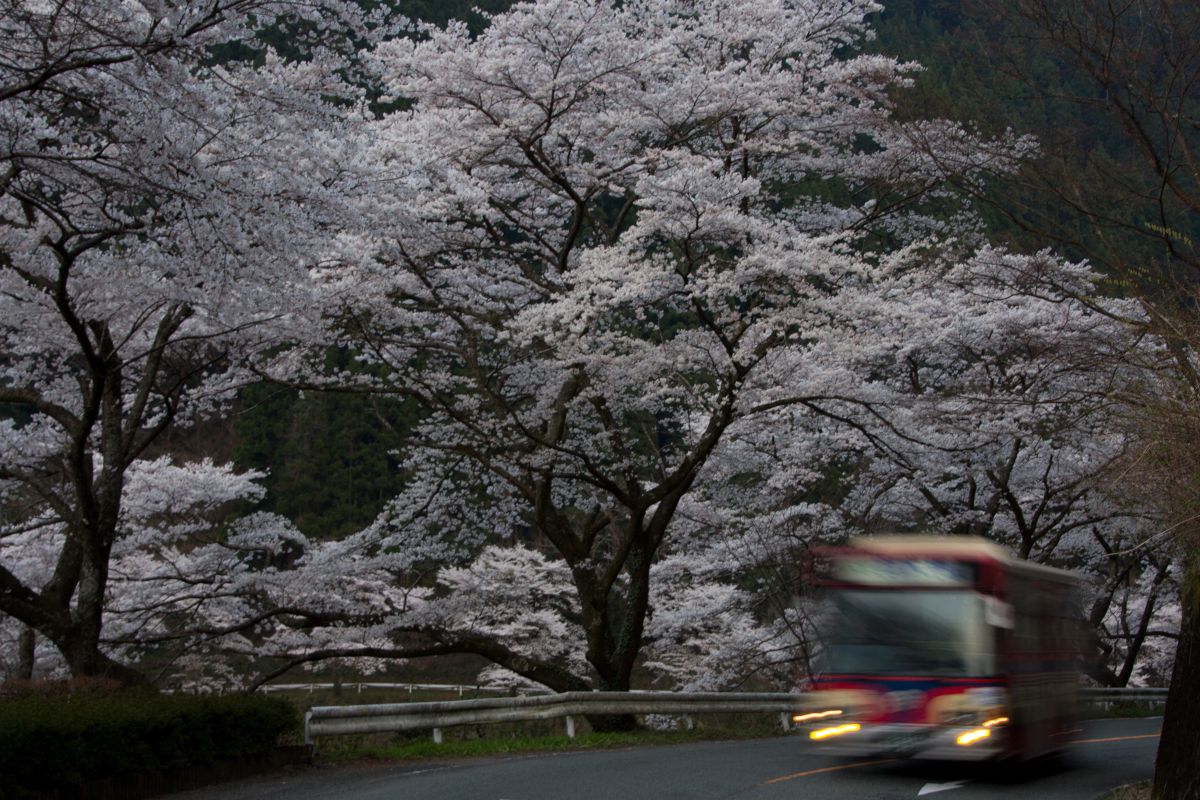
(1082, 702, 1165, 719)
(318, 718, 784, 763)
(365, 730, 715, 760)
(1098, 779, 1152, 800)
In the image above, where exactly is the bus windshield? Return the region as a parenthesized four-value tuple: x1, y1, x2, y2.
(821, 589, 995, 677)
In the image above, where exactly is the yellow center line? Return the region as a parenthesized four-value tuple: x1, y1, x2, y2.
(762, 758, 896, 785)
(1071, 733, 1160, 745)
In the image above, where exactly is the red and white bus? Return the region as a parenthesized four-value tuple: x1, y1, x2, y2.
(794, 535, 1082, 761)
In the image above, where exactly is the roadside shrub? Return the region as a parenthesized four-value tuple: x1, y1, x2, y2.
(0, 690, 297, 798)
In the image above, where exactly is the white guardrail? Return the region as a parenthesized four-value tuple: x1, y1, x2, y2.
(302, 691, 798, 745)
(294, 686, 1169, 745)
(1080, 687, 1170, 706)
(261, 682, 518, 697)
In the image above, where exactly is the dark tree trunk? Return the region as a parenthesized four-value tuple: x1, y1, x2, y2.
(57, 546, 146, 687)
(1152, 562, 1200, 800)
(578, 636, 640, 732)
(582, 669, 641, 732)
(16, 627, 35, 680)
(59, 629, 149, 687)
(578, 532, 659, 734)
(1117, 566, 1169, 686)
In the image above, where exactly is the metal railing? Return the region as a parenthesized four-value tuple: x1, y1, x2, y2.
(301, 686, 1170, 745)
(304, 691, 798, 745)
(1079, 687, 1169, 706)
(261, 682, 517, 697)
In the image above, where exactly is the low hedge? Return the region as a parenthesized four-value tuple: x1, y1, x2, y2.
(0, 690, 298, 798)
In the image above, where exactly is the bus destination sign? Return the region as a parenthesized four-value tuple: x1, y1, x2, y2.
(833, 557, 974, 587)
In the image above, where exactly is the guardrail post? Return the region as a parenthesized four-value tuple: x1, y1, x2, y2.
(565, 716, 576, 739)
(304, 710, 313, 746)
(433, 727, 443, 744)
(779, 712, 791, 732)
(683, 715, 694, 731)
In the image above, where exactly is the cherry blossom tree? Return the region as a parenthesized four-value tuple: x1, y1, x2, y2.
(1, 458, 305, 685)
(821, 248, 1173, 684)
(0, 0, 373, 682)
(234, 0, 1059, 716)
(656, 245, 1164, 685)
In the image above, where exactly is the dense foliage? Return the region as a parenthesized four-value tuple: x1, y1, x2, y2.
(233, 384, 414, 540)
(0, 690, 296, 797)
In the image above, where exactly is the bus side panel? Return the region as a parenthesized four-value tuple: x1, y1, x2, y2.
(1006, 575, 1082, 759)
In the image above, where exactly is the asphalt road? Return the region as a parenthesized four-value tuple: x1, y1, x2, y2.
(168, 717, 1161, 800)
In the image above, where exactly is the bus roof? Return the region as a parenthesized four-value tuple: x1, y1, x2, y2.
(844, 534, 1079, 585)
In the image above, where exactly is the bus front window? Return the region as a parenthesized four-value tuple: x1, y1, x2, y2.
(821, 590, 995, 677)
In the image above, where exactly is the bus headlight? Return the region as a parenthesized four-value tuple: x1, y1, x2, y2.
(956, 728, 991, 746)
(810, 723, 861, 740)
